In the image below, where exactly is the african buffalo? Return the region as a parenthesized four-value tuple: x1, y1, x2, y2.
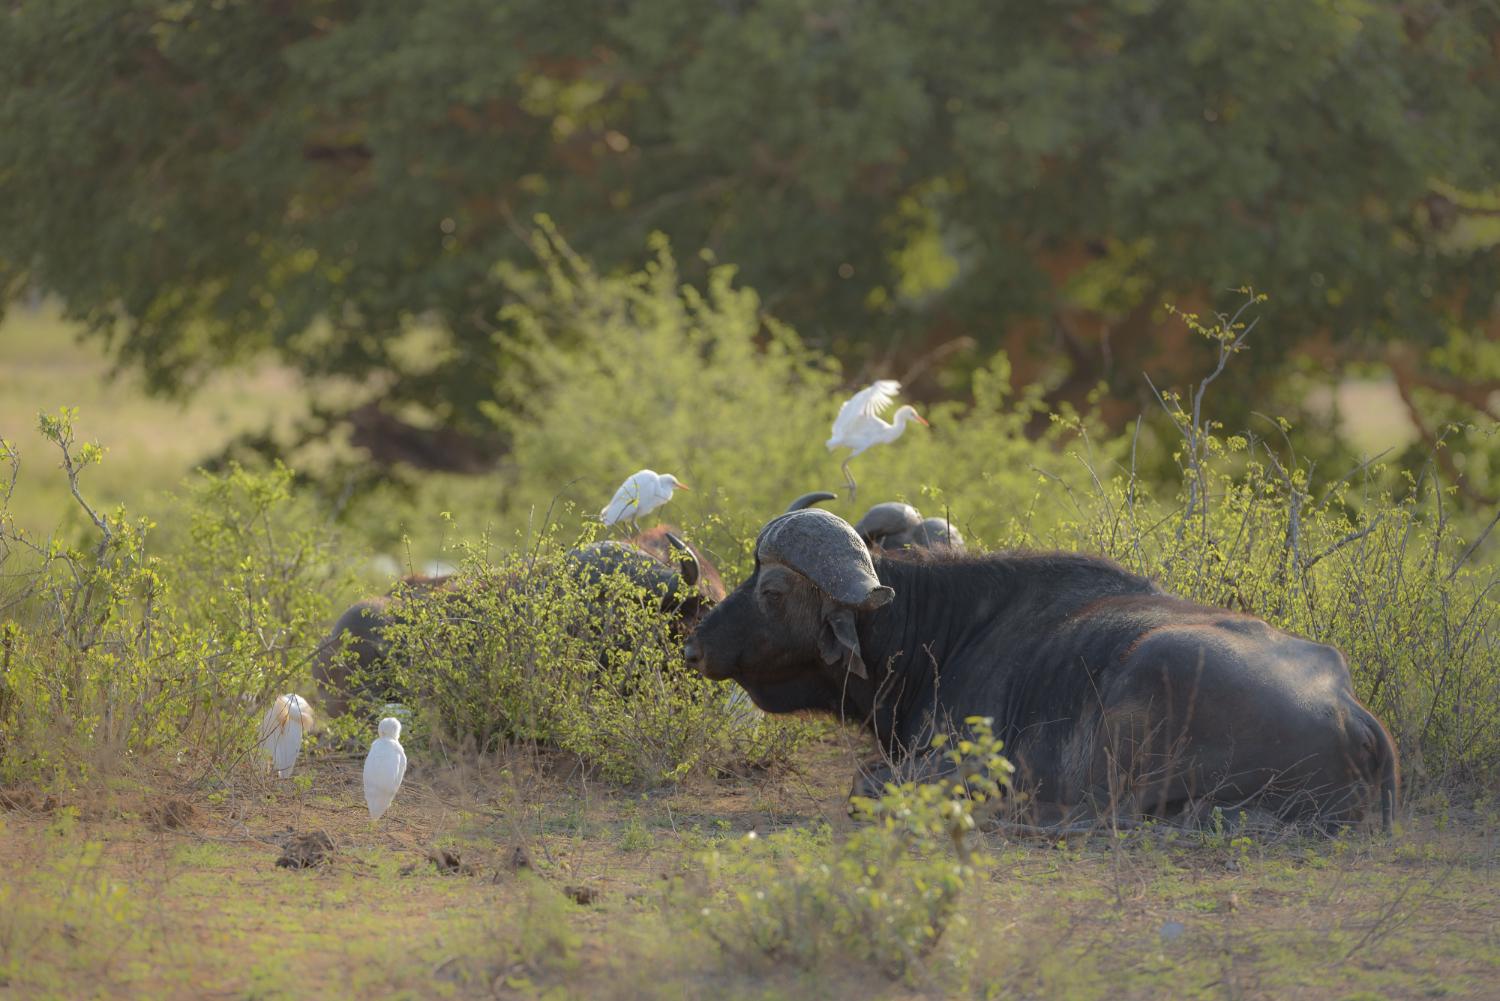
(683, 509, 1398, 830)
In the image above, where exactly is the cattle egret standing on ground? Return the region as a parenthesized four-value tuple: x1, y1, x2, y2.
(259, 693, 312, 779)
(363, 717, 408, 821)
(600, 469, 690, 531)
(826, 380, 928, 501)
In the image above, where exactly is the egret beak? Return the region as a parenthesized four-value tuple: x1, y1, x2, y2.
(915, 414, 930, 427)
(675, 482, 691, 491)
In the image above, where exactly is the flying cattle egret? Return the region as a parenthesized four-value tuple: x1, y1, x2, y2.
(259, 693, 313, 779)
(600, 469, 690, 532)
(363, 717, 408, 821)
(826, 380, 929, 501)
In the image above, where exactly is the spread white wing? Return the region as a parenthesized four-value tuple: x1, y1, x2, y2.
(830, 380, 901, 444)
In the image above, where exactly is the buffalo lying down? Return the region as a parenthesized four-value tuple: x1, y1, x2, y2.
(683, 509, 1398, 830)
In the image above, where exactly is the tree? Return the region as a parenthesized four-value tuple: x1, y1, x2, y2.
(3, 0, 1497, 490)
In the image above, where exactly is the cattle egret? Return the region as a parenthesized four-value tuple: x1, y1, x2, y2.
(826, 380, 928, 501)
(599, 469, 690, 531)
(259, 693, 313, 779)
(363, 717, 408, 821)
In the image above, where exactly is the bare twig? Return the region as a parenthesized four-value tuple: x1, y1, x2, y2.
(1301, 519, 1385, 574)
(1446, 506, 1500, 583)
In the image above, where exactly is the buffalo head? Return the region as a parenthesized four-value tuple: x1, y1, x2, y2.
(854, 501, 965, 552)
(568, 531, 714, 631)
(683, 510, 893, 707)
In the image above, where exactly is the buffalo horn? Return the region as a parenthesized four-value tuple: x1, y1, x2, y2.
(785, 491, 839, 513)
(663, 532, 701, 588)
(756, 510, 894, 610)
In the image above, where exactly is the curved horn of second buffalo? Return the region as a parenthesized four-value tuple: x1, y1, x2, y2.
(663, 531, 701, 588)
(785, 491, 839, 513)
(756, 510, 894, 610)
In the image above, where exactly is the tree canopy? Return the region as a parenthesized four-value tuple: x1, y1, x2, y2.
(3, 0, 1498, 483)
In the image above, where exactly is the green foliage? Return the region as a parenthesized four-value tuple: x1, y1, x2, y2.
(492, 223, 842, 553)
(686, 719, 1011, 982)
(366, 532, 817, 785)
(488, 226, 1100, 569)
(2, 283, 1496, 807)
(4, 2, 1497, 480)
(0, 412, 342, 785)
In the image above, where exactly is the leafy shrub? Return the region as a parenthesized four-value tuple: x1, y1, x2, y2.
(0, 411, 342, 785)
(365, 533, 817, 785)
(685, 718, 1011, 982)
(1, 408, 806, 791)
(486, 224, 1098, 573)
(3, 265, 1496, 810)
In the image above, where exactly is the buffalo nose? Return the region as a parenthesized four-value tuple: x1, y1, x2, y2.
(682, 636, 704, 672)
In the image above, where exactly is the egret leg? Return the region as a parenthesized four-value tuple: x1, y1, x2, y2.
(841, 459, 858, 503)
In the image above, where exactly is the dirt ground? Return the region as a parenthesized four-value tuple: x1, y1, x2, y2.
(1, 735, 1496, 1001)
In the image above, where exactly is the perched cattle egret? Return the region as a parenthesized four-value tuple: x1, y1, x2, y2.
(599, 469, 690, 531)
(363, 717, 408, 821)
(826, 380, 928, 501)
(259, 693, 313, 779)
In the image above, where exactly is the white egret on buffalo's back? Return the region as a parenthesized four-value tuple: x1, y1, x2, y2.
(600, 469, 690, 532)
(259, 693, 313, 779)
(826, 380, 928, 501)
(363, 717, 408, 821)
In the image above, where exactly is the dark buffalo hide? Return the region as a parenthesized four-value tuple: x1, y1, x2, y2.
(684, 510, 1398, 830)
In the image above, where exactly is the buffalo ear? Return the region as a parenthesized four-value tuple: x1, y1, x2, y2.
(817, 601, 868, 680)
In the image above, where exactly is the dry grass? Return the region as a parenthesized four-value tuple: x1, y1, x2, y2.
(1, 735, 1495, 1001)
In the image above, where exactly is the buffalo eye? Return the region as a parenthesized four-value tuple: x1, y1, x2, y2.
(758, 581, 787, 606)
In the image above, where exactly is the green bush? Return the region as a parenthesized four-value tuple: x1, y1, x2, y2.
(363, 533, 818, 785)
(0, 409, 815, 790)
(684, 718, 1011, 982)
(488, 247, 1498, 795)
(487, 223, 1098, 572)
(0, 410, 342, 786)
